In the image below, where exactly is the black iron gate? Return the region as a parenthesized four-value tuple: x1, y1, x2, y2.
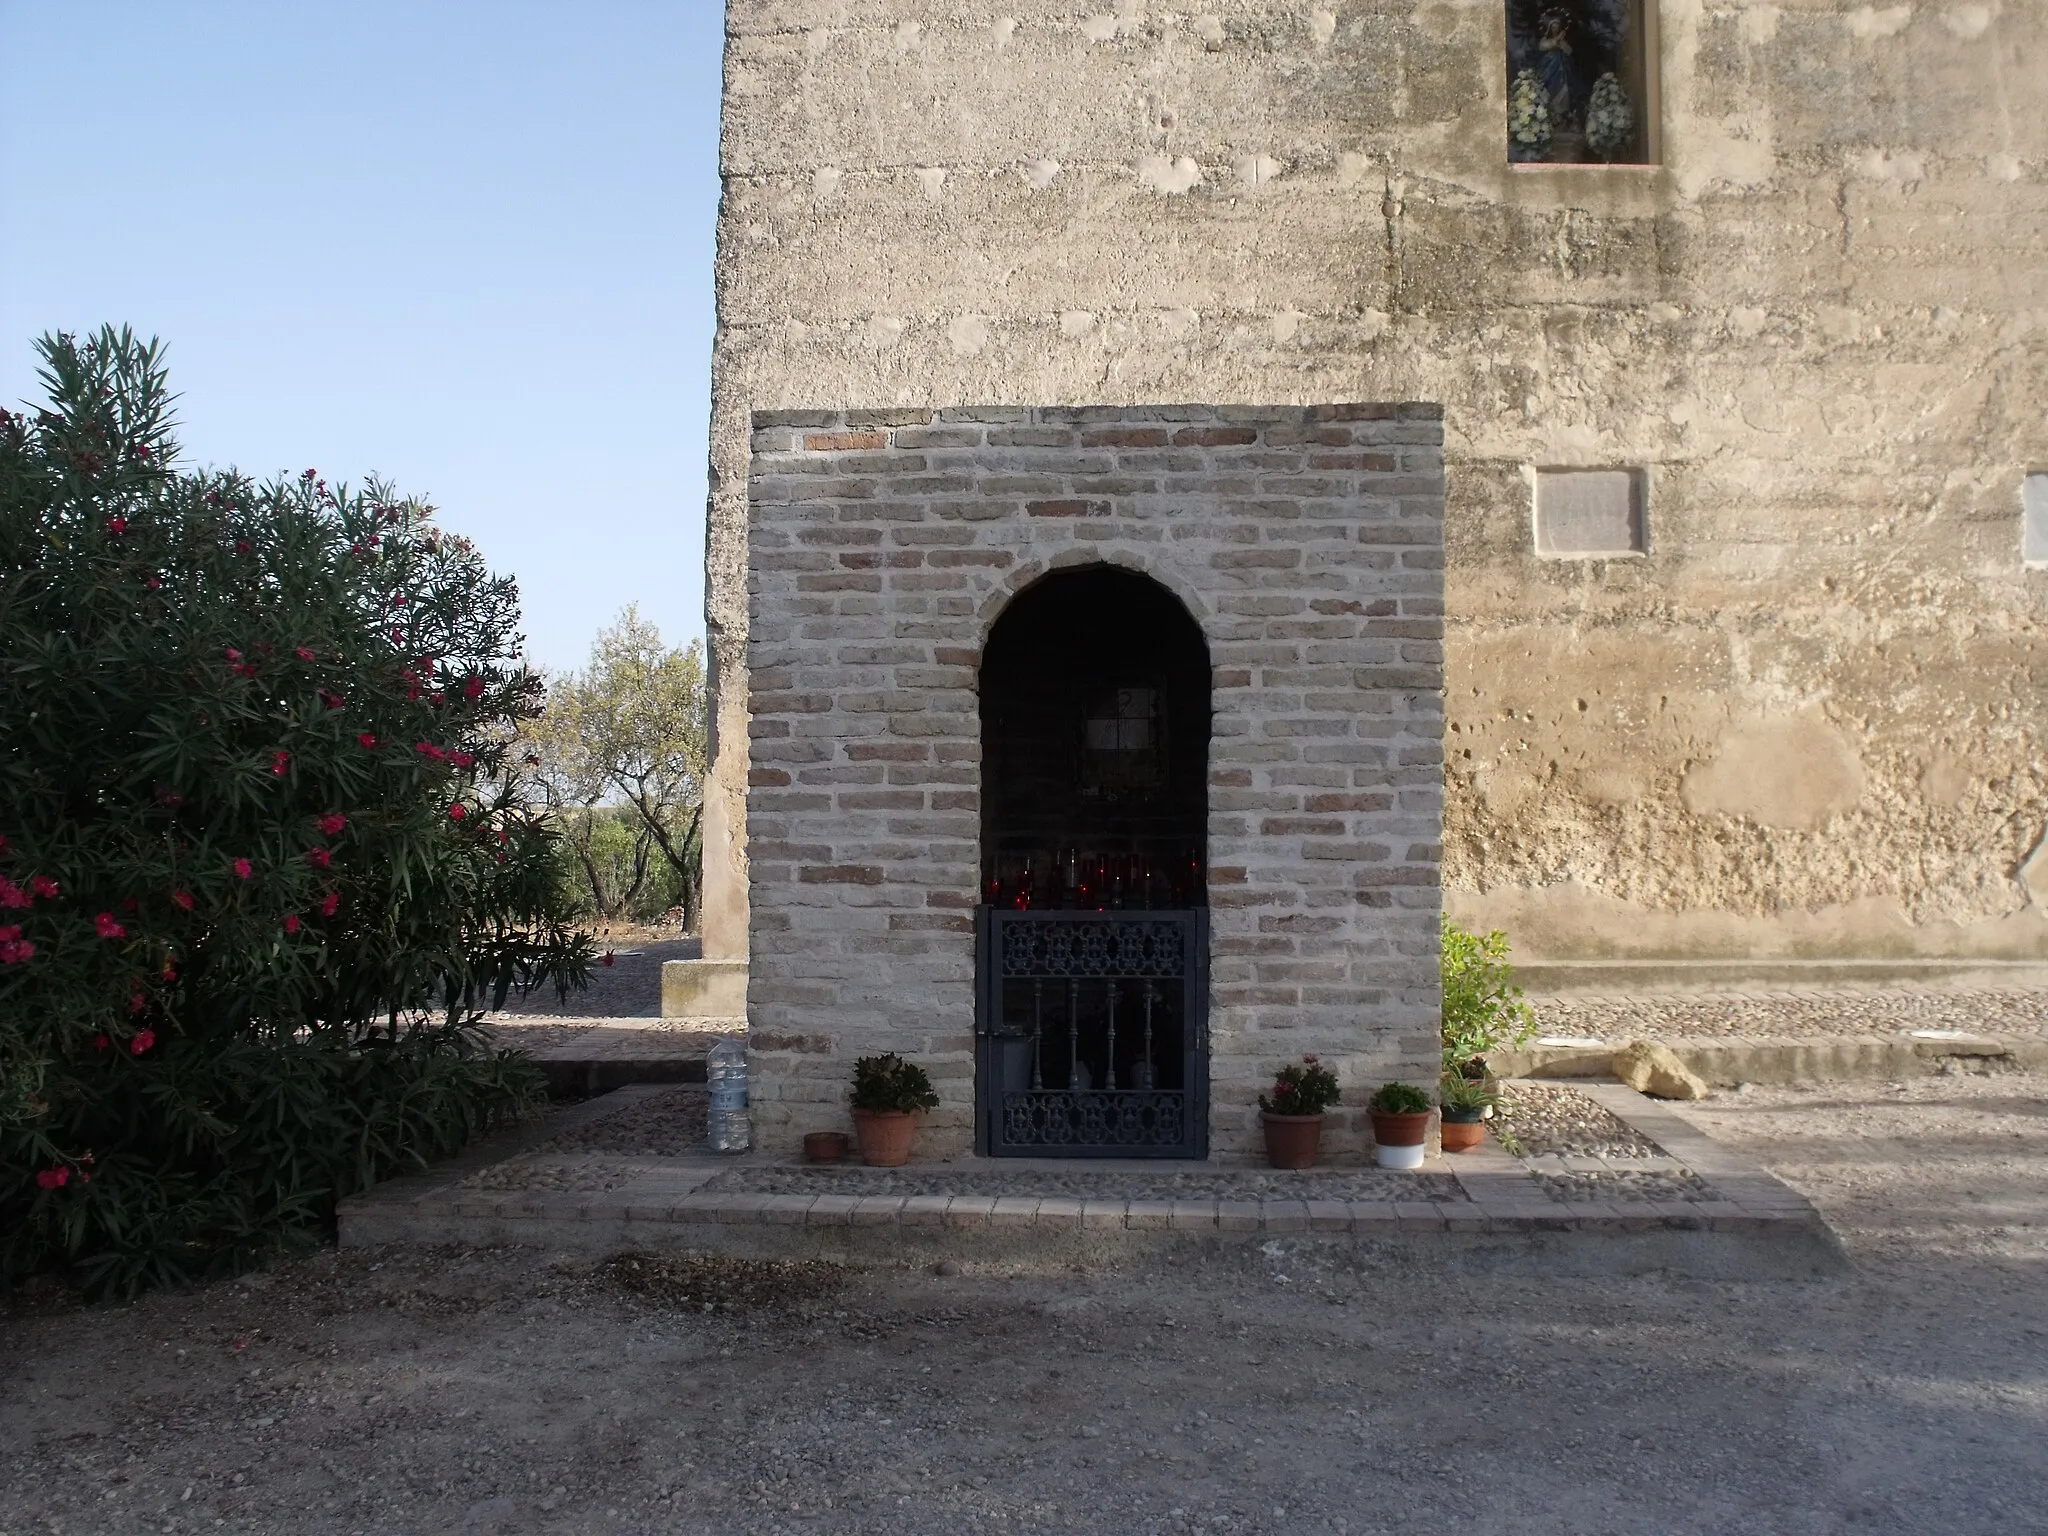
(975, 908, 1208, 1158)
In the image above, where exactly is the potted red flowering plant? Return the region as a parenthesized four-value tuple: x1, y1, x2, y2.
(1258, 1054, 1340, 1169)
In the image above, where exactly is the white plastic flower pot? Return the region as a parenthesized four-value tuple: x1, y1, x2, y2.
(1375, 1141, 1426, 1171)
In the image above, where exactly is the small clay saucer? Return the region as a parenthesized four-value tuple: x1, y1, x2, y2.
(803, 1131, 850, 1164)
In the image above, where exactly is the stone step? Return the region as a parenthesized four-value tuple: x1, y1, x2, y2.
(1493, 1031, 2048, 1087)
(338, 1084, 1845, 1280)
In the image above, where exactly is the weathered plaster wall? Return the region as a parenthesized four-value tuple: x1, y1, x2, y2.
(708, 0, 2048, 966)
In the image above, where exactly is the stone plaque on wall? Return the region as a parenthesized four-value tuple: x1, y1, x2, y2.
(1535, 468, 1646, 557)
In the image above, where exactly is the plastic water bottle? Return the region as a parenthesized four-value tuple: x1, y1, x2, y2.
(706, 1036, 750, 1152)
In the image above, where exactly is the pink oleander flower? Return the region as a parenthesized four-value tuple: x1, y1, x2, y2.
(295, 646, 315, 662)
(130, 1029, 156, 1054)
(357, 732, 378, 748)
(464, 676, 484, 700)
(107, 516, 128, 535)
(94, 912, 127, 940)
(232, 857, 253, 880)
(171, 888, 195, 911)
(319, 813, 347, 836)
(35, 1167, 68, 1190)
(270, 749, 291, 776)
(283, 913, 301, 934)
(0, 878, 29, 909)
(30, 875, 58, 898)
(306, 847, 332, 869)
(319, 891, 340, 917)
(448, 804, 467, 821)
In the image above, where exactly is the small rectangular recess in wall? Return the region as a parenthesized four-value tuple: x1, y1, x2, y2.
(1507, 0, 1660, 166)
(1534, 467, 1647, 558)
(2025, 474, 2048, 567)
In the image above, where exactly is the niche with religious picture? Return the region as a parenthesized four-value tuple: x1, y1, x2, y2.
(1506, 0, 1655, 165)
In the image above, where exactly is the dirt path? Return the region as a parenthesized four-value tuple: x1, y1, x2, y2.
(4, 1072, 2045, 1536)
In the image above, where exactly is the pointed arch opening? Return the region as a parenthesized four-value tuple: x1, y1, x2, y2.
(975, 565, 1211, 1157)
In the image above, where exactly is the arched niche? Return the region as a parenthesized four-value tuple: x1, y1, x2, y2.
(975, 565, 1212, 1157)
(979, 564, 1211, 912)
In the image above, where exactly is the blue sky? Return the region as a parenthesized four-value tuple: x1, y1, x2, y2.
(0, 1, 724, 671)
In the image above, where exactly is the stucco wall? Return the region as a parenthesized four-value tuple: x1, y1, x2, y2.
(744, 404, 1445, 1157)
(707, 0, 2048, 968)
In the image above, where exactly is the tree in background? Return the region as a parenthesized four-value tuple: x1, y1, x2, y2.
(0, 328, 593, 1295)
(527, 607, 707, 929)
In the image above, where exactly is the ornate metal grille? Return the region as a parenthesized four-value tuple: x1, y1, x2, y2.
(976, 909, 1207, 1158)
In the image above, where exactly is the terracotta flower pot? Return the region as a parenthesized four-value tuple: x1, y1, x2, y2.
(1261, 1112, 1325, 1169)
(803, 1130, 850, 1164)
(1438, 1114, 1486, 1153)
(851, 1108, 919, 1167)
(1370, 1109, 1433, 1170)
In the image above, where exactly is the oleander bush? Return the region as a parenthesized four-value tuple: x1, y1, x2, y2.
(0, 328, 593, 1296)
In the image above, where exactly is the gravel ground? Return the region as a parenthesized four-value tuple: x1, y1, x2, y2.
(699, 1165, 1469, 1204)
(1494, 1082, 1665, 1158)
(5, 1072, 2046, 1535)
(527, 1087, 708, 1156)
(461, 1156, 668, 1195)
(1533, 986, 2048, 1042)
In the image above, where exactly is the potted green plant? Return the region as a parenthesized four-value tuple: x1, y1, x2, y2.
(1258, 1054, 1341, 1169)
(1441, 918, 1537, 1081)
(849, 1053, 940, 1166)
(1368, 1082, 1433, 1169)
(1437, 1072, 1496, 1153)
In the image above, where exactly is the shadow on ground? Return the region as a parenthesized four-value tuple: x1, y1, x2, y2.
(3, 1075, 2044, 1535)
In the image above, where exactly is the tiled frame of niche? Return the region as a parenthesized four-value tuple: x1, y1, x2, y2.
(2024, 473, 2048, 568)
(1505, 0, 1663, 168)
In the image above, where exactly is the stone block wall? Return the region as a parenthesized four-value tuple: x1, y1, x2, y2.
(745, 403, 1445, 1159)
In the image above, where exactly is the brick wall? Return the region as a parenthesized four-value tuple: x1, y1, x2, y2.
(745, 404, 1445, 1161)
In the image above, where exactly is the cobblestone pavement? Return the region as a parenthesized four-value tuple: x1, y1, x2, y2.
(411, 1083, 1749, 1211)
(1531, 986, 2048, 1042)
(5, 1073, 2043, 1535)
(1493, 1082, 1663, 1158)
(1527, 1166, 1718, 1203)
